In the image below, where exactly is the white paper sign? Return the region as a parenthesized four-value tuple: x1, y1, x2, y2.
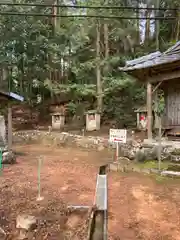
(109, 129, 127, 143)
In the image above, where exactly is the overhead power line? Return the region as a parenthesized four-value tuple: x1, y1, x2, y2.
(0, 12, 176, 20)
(0, 2, 179, 11)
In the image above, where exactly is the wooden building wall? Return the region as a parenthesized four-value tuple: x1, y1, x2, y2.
(163, 79, 180, 128)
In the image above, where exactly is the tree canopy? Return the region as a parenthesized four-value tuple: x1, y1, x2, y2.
(0, 0, 179, 125)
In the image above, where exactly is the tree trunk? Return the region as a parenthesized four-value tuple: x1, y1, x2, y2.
(155, 0, 160, 50)
(136, 0, 140, 44)
(175, 13, 180, 41)
(19, 57, 24, 96)
(2, 67, 8, 90)
(52, 0, 57, 31)
(103, 22, 109, 74)
(96, 22, 103, 113)
(145, 9, 151, 44)
(104, 23, 109, 59)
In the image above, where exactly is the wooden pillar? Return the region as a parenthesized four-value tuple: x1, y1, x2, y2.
(137, 112, 140, 129)
(147, 82, 152, 139)
(8, 105, 12, 150)
(154, 89, 158, 129)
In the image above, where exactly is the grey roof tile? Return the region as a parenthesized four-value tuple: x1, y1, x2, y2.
(119, 41, 180, 72)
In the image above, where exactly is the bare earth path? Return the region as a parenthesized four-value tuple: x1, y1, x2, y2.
(0, 144, 180, 239)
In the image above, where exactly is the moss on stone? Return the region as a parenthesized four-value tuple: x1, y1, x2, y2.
(171, 149, 180, 155)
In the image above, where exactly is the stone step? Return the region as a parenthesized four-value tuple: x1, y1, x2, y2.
(170, 155, 180, 162)
(161, 170, 180, 177)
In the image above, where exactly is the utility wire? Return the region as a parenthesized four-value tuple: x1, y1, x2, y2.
(0, 12, 176, 20)
(0, 2, 179, 11)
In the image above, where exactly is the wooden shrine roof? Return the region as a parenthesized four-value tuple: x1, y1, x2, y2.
(0, 91, 24, 102)
(119, 41, 180, 82)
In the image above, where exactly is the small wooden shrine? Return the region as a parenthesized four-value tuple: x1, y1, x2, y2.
(0, 91, 24, 149)
(119, 41, 180, 139)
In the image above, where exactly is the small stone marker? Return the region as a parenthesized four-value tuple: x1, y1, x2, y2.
(0, 226, 6, 236)
(16, 214, 37, 240)
(17, 229, 27, 240)
(16, 214, 37, 230)
(2, 150, 16, 164)
(161, 170, 180, 177)
(37, 195, 44, 201)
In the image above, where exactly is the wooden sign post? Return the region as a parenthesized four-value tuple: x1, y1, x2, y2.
(37, 156, 44, 201)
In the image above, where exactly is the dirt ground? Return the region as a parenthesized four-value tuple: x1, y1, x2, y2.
(1, 144, 180, 239)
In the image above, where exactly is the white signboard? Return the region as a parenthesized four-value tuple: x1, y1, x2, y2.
(109, 129, 127, 143)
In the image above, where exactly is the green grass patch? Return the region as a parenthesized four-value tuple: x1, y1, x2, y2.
(136, 160, 169, 170)
(154, 174, 169, 183)
(153, 174, 180, 184)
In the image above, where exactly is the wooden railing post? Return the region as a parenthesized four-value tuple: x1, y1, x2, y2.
(8, 105, 12, 150)
(147, 82, 152, 139)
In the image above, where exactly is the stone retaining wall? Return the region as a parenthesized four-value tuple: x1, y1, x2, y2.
(109, 162, 160, 174)
(109, 162, 180, 178)
(13, 130, 110, 151)
(12, 130, 139, 156)
(12, 130, 180, 162)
